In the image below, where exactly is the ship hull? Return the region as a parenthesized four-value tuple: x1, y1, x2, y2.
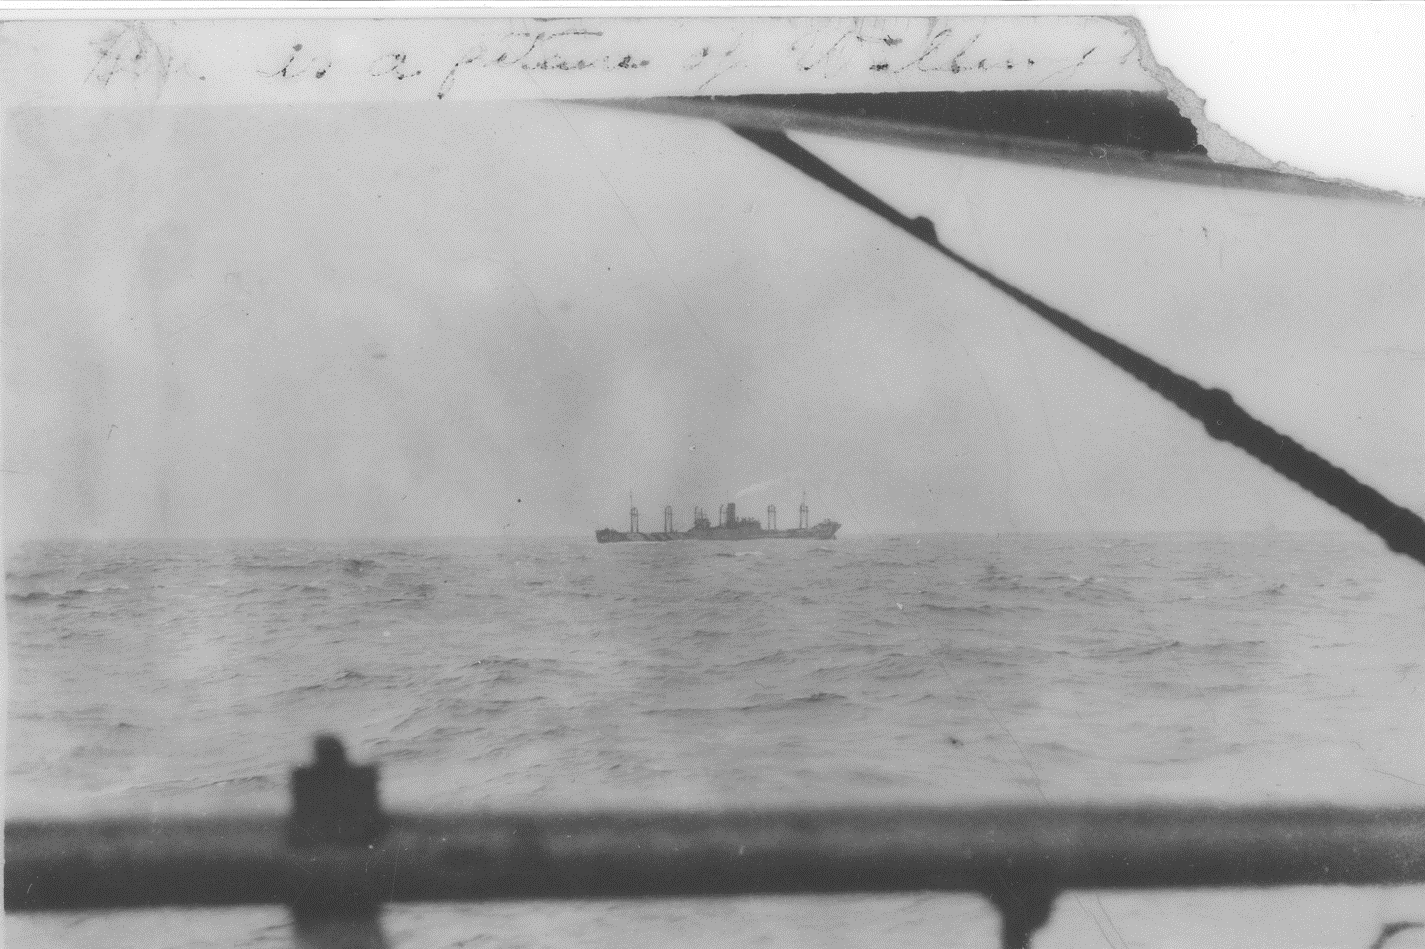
(596, 522, 840, 543)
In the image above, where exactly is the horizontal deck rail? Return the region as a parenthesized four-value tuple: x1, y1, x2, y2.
(11, 805, 1425, 911)
(9, 738, 1425, 949)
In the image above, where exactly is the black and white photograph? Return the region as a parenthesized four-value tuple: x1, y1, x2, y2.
(4, 6, 1425, 948)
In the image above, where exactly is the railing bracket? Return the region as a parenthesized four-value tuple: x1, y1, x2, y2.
(985, 883, 1059, 949)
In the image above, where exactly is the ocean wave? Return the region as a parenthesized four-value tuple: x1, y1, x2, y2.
(8, 585, 130, 602)
(10, 532, 1410, 823)
(739, 692, 848, 712)
(920, 601, 1019, 616)
(1195, 681, 1254, 695)
(1089, 640, 1183, 658)
(1059, 581, 1135, 602)
(397, 724, 484, 744)
(235, 560, 312, 572)
(9, 590, 63, 603)
(639, 692, 853, 718)
(1200, 639, 1268, 652)
(692, 588, 756, 603)
(5, 567, 64, 581)
(1040, 573, 1081, 583)
(460, 656, 536, 671)
(132, 773, 280, 793)
(865, 653, 930, 681)
(726, 649, 793, 668)
(280, 583, 329, 596)
(289, 669, 382, 693)
(1175, 583, 1298, 605)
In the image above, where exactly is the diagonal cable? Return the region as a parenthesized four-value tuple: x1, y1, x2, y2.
(730, 125, 1425, 569)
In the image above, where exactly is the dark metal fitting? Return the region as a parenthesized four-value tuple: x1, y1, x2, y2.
(288, 735, 387, 850)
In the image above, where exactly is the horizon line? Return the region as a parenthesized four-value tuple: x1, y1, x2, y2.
(3, 525, 1362, 546)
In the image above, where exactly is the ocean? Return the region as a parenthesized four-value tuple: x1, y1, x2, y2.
(7, 531, 1425, 948)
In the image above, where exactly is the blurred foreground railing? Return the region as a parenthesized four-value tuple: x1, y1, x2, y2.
(8, 737, 1425, 949)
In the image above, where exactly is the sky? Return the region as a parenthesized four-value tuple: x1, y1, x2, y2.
(3, 91, 1423, 540)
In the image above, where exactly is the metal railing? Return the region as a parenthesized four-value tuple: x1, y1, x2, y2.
(8, 736, 1425, 948)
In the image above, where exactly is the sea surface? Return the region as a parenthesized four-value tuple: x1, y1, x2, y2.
(8, 531, 1425, 948)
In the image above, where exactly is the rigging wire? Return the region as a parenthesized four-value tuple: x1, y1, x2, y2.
(730, 125, 1425, 570)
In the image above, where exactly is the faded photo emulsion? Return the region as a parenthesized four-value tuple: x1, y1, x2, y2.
(5, 11, 1425, 949)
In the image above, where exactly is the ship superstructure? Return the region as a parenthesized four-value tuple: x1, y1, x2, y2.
(596, 495, 839, 543)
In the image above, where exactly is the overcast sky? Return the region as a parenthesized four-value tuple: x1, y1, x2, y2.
(4, 99, 1422, 540)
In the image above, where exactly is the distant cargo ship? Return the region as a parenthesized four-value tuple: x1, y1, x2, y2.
(596, 497, 839, 543)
